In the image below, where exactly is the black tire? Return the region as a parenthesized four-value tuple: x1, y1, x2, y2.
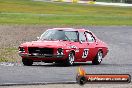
(77, 76, 87, 85)
(92, 50, 103, 65)
(22, 58, 33, 66)
(65, 52, 75, 66)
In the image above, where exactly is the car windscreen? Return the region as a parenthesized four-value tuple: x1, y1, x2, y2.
(39, 30, 78, 42)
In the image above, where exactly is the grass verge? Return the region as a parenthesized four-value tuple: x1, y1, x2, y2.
(0, 0, 132, 25)
(0, 47, 19, 62)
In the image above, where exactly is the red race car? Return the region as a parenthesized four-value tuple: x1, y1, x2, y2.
(19, 28, 108, 66)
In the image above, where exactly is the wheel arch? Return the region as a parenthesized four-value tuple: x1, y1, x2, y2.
(98, 48, 104, 57)
(98, 48, 103, 53)
(70, 50, 75, 56)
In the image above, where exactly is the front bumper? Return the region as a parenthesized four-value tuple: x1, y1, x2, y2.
(19, 53, 65, 59)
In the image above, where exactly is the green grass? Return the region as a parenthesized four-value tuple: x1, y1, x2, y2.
(0, 0, 132, 25)
(0, 48, 18, 62)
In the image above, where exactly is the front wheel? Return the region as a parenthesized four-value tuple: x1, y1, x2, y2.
(65, 52, 75, 66)
(22, 58, 33, 66)
(92, 51, 103, 65)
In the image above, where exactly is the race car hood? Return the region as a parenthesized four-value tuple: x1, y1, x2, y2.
(20, 40, 68, 48)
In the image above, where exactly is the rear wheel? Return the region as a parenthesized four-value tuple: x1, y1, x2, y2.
(92, 50, 103, 65)
(22, 58, 33, 66)
(65, 52, 75, 66)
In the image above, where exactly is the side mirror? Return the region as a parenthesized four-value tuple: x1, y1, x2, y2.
(79, 40, 83, 44)
(37, 37, 40, 40)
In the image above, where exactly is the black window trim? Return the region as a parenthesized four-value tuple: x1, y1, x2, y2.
(85, 31, 96, 43)
(78, 31, 87, 42)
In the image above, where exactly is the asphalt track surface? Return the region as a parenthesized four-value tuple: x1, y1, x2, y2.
(0, 26, 132, 85)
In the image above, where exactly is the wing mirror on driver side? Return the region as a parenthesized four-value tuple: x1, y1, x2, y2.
(79, 40, 83, 44)
(37, 37, 40, 40)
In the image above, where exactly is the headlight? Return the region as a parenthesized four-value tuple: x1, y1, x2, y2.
(19, 47, 25, 53)
(57, 48, 63, 55)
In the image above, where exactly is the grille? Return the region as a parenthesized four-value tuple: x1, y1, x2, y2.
(28, 47, 53, 55)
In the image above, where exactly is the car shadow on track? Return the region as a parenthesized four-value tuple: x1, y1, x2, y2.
(31, 62, 101, 67)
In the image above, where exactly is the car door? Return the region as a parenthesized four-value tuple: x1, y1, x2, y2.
(85, 31, 98, 61)
(75, 31, 89, 62)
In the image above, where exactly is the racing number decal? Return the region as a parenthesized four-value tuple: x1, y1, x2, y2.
(82, 49, 89, 59)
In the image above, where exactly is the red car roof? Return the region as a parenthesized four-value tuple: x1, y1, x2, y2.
(49, 28, 89, 32)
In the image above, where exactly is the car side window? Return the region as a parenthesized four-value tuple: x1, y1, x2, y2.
(79, 32, 87, 42)
(65, 31, 78, 42)
(85, 32, 95, 43)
